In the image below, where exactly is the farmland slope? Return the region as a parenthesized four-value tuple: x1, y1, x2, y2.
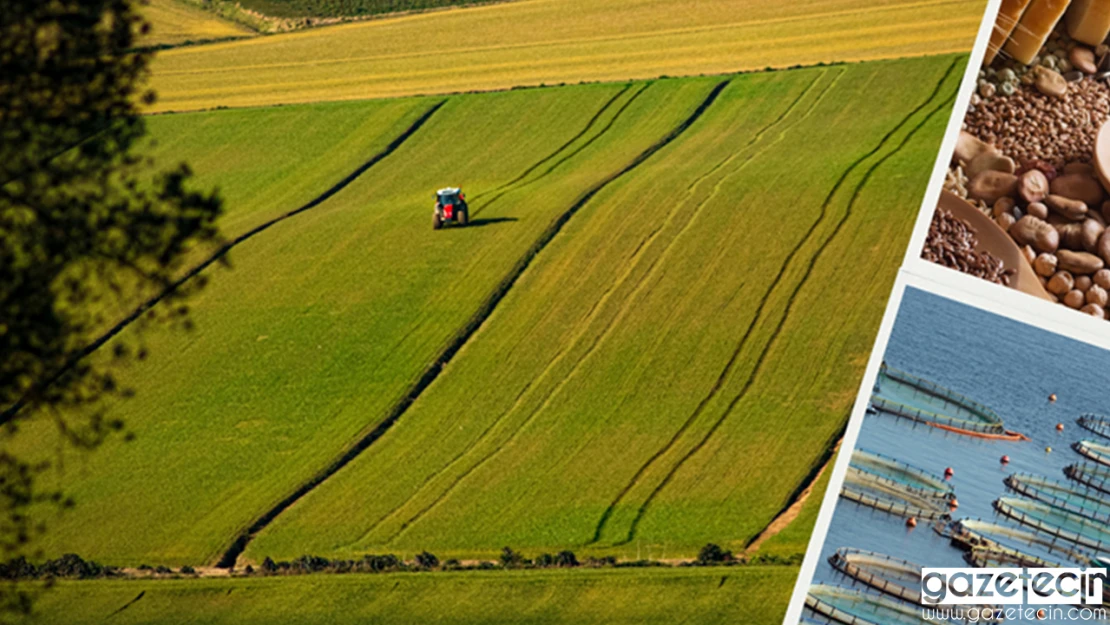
(144, 98, 433, 237)
(15, 81, 716, 566)
(142, 0, 255, 47)
(243, 55, 962, 562)
(30, 567, 798, 625)
(146, 0, 985, 112)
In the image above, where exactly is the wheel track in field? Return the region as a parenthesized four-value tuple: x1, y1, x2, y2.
(682, 68, 842, 194)
(0, 101, 446, 428)
(589, 58, 960, 546)
(471, 83, 652, 218)
(361, 78, 727, 545)
(613, 68, 961, 546)
(586, 68, 847, 544)
(218, 81, 730, 566)
(370, 70, 838, 545)
(471, 85, 633, 203)
(340, 84, 653, 544)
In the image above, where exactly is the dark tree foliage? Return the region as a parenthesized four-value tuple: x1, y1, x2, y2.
(414, 551, 438, 569)
(1, 0, 222, 615)
(695, 543, 734, 565)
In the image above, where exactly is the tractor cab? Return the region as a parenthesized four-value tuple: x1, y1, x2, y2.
(433, 187, 469, 230)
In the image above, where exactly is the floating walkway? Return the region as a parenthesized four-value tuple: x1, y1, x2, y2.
(827, 548, 924, 604)
(1065, 463, 1110, 496)
(1078, 414, 1110, 440)
(870, 363, 1027, 441)
(827, 548, 1000, 620)
(994, 496, 1110, 552)
(842, 466, 951, 520)
(805, 584, 931, 625)
(1074, 439, 1110, 467)
(946, 518, 1096, 565)
(1005, 473, 1110, 523)
(965, 544, 1062, 568)
(850, 449, 954, 501)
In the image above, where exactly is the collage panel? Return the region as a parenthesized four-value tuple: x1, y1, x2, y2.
(922, 0, 1110, 325)
(786, 273, 1110, 624)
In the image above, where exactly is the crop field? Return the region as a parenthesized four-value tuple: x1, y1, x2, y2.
(144, 0, 984, 112)
(142, 0, 255, 47)
(143, 98, 432, 237)
(29, 567, 798, 625)
(754, 461, 834, 559)
(13, 53, 964, 577)
(237, 0, 508, 19)
(245, 56, 962, 563)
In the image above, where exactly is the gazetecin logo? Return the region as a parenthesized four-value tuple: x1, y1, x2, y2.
(920, 567, 1108, 622)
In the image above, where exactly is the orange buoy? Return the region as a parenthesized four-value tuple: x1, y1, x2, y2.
(1001, 455, 1010, 464)
(1037, 608, 1047, 619)
(944, 467, 954, 478)
(906, 517, 917, 528)
(949, 498, 959, 510)
(1049, 394, 1057, 402)
(1056, 423, 1065, 431)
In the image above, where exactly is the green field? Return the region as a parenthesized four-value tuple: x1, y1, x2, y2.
(145, 0, 983, 112)
(14, 53, 963, 576)
(142, 0, 255, 47)
(28, 566, 797, 624)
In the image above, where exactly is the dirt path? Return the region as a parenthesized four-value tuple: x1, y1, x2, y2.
(744, 439, 841, 556)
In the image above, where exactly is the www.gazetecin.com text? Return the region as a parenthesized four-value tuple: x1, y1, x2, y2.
(923, 606, 1109, 621)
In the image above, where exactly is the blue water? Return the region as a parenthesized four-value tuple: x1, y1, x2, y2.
(810, 287, 1110, 624)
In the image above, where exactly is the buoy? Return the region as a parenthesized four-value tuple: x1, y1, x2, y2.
(1049, 394, 1057, 402)
(1056, 423, 1065, 431)
(1037, 608, 1047, 619)
(1001, 455, 1010, 464)
(949, 498, 959, 510)
(1046, 446, 1053, 453)
(906, 517, 917, 528)
(944, 467, 954, 479)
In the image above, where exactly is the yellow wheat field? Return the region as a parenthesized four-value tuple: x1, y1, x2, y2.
(143, 0, 255, 47)
(147, 0, 985, 112)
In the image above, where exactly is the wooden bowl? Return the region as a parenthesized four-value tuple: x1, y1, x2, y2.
(1095, 119, 1110, 195)
(936, 191, 1051, 301)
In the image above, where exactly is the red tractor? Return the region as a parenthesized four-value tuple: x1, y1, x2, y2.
(433, 187, 469, 230)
